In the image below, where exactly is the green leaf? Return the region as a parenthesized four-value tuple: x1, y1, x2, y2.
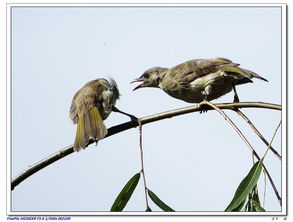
(251, 200, 266, 212)
(247, 186, 266, 212)
(148, 189, 175, 212)
(231, 197, 248, 212)
(238, 185, 266, 212)
(251, 185, 261, 204)
(110, 173, 140, 212)
(250, 186, 263, 211)
(225, 158, 263, 212)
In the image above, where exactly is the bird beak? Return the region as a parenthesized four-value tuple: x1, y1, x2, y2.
(103, 102, 112, 113)
(104, 105, 112, 113)
(130, 78, 144, 91)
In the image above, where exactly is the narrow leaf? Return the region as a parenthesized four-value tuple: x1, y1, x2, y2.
(148, 189, 175, 212)
(251, 186, 261, 205)
(249, 185, 264, 211)
(110, 173, 140, 212)
(225, 158, 263, 211)
(251, 200, 266, 212)
(241, 185, 265, 212)
(232, 197, 248, 212)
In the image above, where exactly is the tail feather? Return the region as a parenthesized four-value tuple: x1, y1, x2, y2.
(91, 106, 107, 139)
(240, 68, 268, 82)
(74, 107, 107, 152)
(75, 115, 85, 150)
(221, 66, 268, 84)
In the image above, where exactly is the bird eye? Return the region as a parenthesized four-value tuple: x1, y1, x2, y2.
(143, 73, 149, 78)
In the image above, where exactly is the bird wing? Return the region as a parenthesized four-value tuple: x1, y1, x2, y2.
(69, 80, 106, 123)
(167, 57, 238, 88)
(69, 88, 81, 124)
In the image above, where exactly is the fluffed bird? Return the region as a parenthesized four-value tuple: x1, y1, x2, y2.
(69, 78, 120, 152)
(131, 57, 268, 103)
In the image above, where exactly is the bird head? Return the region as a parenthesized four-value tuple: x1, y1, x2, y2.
(131, 67, 168, 90)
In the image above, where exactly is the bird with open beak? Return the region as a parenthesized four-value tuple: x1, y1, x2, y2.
(131, 57, 268, 103)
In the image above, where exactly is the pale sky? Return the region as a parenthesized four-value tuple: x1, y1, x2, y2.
(10, 5, 283, 213)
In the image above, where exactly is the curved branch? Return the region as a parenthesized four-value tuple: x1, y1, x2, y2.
(11, 102, 281, 190)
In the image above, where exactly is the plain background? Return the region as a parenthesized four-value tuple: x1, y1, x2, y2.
(2, 1, 287, 218)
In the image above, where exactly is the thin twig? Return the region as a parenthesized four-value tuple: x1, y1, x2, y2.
(138, 120, 149, 209)
(199, 101, 255, 154)
(236, 109, 281, 160)
(264, 121, 282, 158)
(11, 102, 281, 190)
(263, 170, 267, 208)
(262, 121, 282, 206)
(262, 164, 282, 206)
(199, 101, 282, 207)
(262, 121, 282, 207)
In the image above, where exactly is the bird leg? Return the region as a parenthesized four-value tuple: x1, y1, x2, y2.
(112, 106, 138, 122)
(232, 84, 240, 103)
(199, 86, 212, 113)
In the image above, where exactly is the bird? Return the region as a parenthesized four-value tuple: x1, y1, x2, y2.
(69, 78, 120, 152)
(131, 57, 268, 103)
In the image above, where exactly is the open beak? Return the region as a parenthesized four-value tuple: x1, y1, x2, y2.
(103, 103, 112, 113)
(130, 78, 144, 91)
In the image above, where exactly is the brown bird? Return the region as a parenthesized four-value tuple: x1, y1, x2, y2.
(69, 78, 120, 152)
(131, 57, 268, 103)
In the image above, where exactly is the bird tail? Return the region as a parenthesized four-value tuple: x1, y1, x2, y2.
(239, 68, 268, 82)
(222, 66, 268, 84)
(74, 107, 107, 152)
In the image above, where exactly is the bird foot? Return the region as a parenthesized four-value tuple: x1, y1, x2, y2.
(199, 103, 209, 113)
(112, 106, 138, 123)
(129, 115, 138, 123)
(233, 95, 240, 103)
